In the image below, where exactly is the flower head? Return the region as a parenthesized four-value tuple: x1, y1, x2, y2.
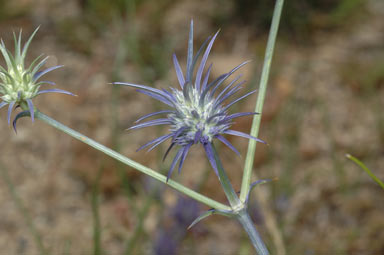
(115, 20, 265, 180)
(0, 27, 74, 128)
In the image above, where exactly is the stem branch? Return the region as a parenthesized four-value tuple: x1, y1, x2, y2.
(237, 209, 269, 255)
(210, 146, 269, 255)
(240, 0, 284, 202)
(211, 144, 239, 207)
(35, 111, 230, 211)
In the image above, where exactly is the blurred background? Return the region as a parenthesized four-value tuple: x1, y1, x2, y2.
(0, 0, 383, 254)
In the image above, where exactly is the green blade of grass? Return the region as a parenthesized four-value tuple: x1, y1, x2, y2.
(346, 154, 384, 190)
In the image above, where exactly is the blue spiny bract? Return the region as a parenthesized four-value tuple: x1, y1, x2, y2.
(0, 27, 74, 129)
(115, 20, 266, 180)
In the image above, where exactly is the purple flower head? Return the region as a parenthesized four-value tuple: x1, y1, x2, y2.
(0, 27, 74, 129)
(115, 20, 265, 180)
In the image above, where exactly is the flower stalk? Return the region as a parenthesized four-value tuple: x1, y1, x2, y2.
(237, 208, 269, 255)
(211, 145, 269, 255)
(211, 144, 239, 207)
(240, 0, 284, 202)
(34, 110, 231, 212)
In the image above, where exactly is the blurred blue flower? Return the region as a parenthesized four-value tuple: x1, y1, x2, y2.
(0, 27, 74, 128)
(153, 196, 201, 255)
(115, 20, 265, 180)
(171, 195, 200, 226)
(153, 230, 178, 255)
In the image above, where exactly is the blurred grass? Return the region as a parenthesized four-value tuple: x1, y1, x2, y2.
(91, 167, 103, 255)
(0, 162, 49, 255)
(230, 0, 366, 37)
(346, 154, 384, 190)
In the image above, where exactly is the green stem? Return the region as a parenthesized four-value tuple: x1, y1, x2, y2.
(35, 111, 230, 212)
(0, 163, 48, 255)
(211, 146, 269, 255)
(237, 209, 269, 255)
(240, 0, 284, 202)
(211, 144, 239, 207)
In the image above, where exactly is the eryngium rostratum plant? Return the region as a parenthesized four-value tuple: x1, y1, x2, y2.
(115, 20, 266, 180)
(0, 27, 74, 127)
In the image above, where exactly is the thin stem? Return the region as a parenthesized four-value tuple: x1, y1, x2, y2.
(35, 111, 230, 212)
(211, 144, 239, 207)
(237, 209, 269, 255)
(240, 0, 284, 202)
(210, 146, 269, 255)
(0, 163, 49, 255)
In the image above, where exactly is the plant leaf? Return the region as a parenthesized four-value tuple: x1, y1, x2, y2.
(346, 154, 384, 190)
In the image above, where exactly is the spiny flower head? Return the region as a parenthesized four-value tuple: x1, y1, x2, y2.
(0, 27, 74, 127)
(115, 20, 266, 180)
